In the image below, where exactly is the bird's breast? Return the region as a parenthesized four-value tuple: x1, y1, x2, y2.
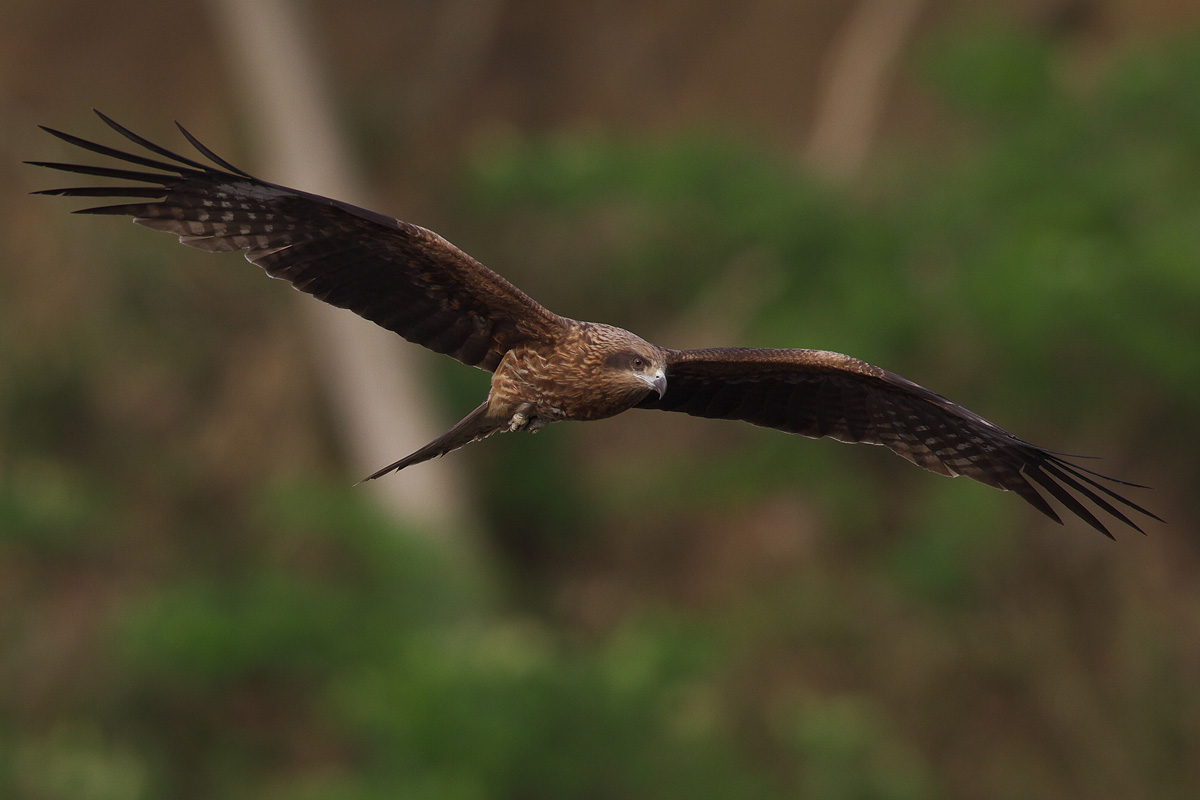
(488, 343, 643, 424)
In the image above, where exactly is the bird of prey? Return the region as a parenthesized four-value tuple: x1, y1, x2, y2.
(30, 112, 1159, 538)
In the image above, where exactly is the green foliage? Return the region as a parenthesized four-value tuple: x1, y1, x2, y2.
(783, 695, 935, 800)
(0, 467, 114, 555)
(95, 483, 783, 800)
(8, 724, 149, 800)
(921, 25, 1055, 119)
(878, 479, 1013, 607)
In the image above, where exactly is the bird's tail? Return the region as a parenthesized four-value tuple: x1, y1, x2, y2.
(358, 400, 501, 482)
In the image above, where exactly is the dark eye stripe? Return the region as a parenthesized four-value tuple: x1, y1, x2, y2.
(604, 351, 649, 370)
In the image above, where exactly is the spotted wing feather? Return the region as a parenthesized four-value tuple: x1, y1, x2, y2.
(638, 347, 1160, 538)
(29, 111, 567, 371)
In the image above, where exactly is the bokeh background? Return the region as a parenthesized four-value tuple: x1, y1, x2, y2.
(2, 1, 1199, 798)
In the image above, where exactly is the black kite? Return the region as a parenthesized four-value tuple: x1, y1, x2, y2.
(29, 112, 1160, 537)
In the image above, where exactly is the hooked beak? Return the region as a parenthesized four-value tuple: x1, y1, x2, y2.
(642, 368, 667, 399)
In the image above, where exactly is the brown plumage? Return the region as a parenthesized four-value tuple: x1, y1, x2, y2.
(30, 112, 1161, 538)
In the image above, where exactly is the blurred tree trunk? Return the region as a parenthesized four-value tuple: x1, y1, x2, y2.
(206, 0, 479, 542)
(805, 0, 926, 183)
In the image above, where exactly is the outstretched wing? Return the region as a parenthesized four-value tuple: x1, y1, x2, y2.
(29, 111, 568, 371)
(638, 347, 1160, 537)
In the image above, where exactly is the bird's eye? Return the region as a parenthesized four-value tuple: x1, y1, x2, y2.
(632, 356, 645, 370)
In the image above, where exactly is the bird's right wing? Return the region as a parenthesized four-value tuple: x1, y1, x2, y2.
(30, 111, 568, 371)
(638, 347, 1160, 538)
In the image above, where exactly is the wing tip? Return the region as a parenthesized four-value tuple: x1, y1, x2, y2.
(174, 119, 253, 177)
(1019, 453, 1159, 540)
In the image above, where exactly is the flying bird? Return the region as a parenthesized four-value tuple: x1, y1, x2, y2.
(29, 112, 1160, 538)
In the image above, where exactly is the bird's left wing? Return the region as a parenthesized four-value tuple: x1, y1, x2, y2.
(637, 347, 1160, 537)
(29, 111, 568, 371)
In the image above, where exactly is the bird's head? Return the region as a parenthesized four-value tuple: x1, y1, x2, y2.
(604, 347, 667, 399)
(585, 323, 668, 406)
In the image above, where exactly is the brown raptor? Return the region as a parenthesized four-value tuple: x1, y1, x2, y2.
(29, 112, 1160, 537)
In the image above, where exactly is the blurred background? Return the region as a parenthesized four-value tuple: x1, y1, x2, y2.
(2, 0, 1199, 798)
